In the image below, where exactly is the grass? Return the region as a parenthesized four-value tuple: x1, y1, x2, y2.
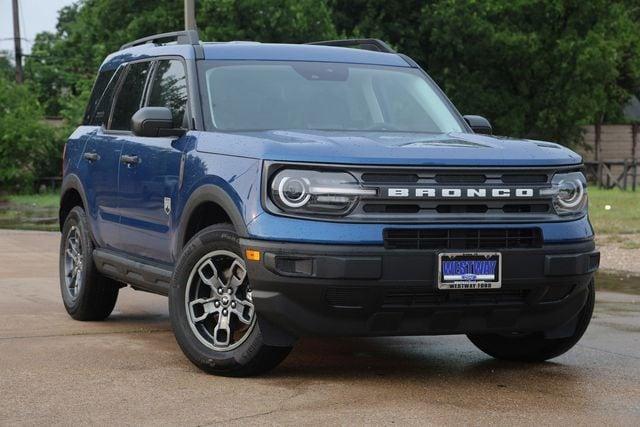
(7, 192, 60, 209)
(588, 188, 640, 235)
(0, 192, 59, 231)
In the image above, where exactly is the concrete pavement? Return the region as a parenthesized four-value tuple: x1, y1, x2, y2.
(0, 230, 639, 426)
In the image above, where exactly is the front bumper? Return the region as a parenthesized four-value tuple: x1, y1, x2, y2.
(240, 238, 599, 343)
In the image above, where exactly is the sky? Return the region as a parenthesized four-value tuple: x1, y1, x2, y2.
(0, 0, 76, 57)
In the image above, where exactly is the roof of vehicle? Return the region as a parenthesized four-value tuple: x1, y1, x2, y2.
(101, 39, 412, 72)
(201, 43, 410, 67)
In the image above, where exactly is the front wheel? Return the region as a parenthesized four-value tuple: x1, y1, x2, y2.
(467, 280, 595, 362)
(169, 224, 291, 376)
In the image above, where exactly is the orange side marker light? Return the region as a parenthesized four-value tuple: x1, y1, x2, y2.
(245, 249, 261, 261)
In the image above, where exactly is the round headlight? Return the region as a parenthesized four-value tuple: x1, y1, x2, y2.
(278, 177, 310, 208)
(543, 171, 588, 215)
(269, 169, 376, 216)
(557, 178, 584, 208)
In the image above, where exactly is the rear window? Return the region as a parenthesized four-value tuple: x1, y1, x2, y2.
(83, 70, 114, 125)
(89, 67, 124, 127)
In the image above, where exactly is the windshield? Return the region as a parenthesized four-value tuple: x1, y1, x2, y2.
(199, 61, 465, 133)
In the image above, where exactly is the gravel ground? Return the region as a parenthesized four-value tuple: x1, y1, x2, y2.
(1, 230, 640, 426)
(597, 234, 640, 275)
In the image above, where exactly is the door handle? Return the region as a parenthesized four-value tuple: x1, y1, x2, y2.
(83, 152, 100, 162)
(120, 154, 140, 165)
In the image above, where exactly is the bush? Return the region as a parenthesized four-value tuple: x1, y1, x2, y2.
(0, 77, 59, 193)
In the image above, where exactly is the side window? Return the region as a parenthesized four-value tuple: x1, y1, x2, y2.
(83, 69, 114, 125)
(110, 62, 151, 131)
(90, 67, 124, 126)
(148, 60, 188, 128)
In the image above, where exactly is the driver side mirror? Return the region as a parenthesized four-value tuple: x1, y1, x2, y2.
(463, 115, 492, 135)
(132, 107, 186, 137)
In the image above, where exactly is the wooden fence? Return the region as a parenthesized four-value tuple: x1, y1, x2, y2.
(578, 124, 639, 190)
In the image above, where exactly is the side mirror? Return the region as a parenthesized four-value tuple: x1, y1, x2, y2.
(463, 115, 492, 135)
(131, 107, 186, 137)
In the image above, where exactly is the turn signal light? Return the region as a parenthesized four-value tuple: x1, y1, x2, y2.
(245, 249, 261, 261)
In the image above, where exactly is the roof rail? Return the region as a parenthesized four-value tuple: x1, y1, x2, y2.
(120, 30, 199, 50)
(306, 38, 396, 54)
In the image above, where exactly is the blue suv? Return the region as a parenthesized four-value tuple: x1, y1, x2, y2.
(59, 31, 599, 376)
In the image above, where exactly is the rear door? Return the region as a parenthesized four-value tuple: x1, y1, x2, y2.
(78, 66, 125, 250)
(117, 59, 189, 264)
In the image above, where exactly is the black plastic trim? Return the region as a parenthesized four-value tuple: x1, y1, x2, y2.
(174, 184, 249, 259)
(93, 249, 172, 296)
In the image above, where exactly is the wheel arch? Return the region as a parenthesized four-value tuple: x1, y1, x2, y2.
(175, 184, 249, 258)
(59, 174, 90, 232)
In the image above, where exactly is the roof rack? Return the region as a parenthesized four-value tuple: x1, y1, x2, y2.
(306, 38, 396, 54)
(120, 30, 199, 50)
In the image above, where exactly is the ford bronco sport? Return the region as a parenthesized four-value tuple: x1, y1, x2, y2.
(59, 31, 599, 376)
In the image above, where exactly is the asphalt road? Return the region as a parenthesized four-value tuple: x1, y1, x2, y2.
(1, 230, 639, 426)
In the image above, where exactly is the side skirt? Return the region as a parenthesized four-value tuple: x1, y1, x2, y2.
(93, 249, 173, 296)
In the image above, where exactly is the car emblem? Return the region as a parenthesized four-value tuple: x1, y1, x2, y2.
(164, 197, 172, 215)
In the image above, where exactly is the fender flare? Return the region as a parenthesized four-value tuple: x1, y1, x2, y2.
(59, 174, 90, 231)
(174, 184, 249, 257)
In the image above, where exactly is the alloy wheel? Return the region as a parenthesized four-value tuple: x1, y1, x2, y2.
(185, 250, 256, 351)
(63, 226, 84, 300)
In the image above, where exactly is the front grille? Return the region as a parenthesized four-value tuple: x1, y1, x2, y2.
(345, 166, 578, 223)
(383, 228, 543, 250)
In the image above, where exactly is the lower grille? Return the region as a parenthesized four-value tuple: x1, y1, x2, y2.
(383, 288, 529, 308)
(383, 228, 542, 250)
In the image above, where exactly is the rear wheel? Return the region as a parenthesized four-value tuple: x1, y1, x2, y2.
(169, 224, 292, 376)
(59, 206, 119, 320)
(467, 280, 595, 361)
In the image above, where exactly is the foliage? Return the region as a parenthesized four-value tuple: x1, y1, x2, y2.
(25, 0, 336, 120)
(0, 77, 58, 192)
(330, 0, 640, 145)
(13, 0, 640, 155)
(0, 55, 13, 81)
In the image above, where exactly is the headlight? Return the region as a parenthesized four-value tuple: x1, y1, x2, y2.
(269, 169, 376, 216)
(541, 172, 588, 215)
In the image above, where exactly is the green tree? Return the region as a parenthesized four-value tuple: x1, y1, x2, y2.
(0, 54, 13, 81)
(0, 77, 57, 191)
(421, 0, 640, 144)
(330, 0, 640, 145)
(26, 0, 337, 120)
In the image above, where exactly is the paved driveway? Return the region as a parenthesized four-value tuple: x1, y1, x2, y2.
(0, 230, 638, 426)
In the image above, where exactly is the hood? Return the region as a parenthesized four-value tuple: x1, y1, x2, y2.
(196, 130, 582, 167)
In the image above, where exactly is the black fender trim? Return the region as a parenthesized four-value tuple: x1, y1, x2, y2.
(174, 184, 249, 257)
(59, 174, 90, 232)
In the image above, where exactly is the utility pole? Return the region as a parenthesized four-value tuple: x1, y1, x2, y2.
(12, 0, 24, 84)
(184, 0, 197, 31)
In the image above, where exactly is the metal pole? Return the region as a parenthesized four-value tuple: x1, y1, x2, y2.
(12, 0, 23, 84)
(184, 0, 197, 31)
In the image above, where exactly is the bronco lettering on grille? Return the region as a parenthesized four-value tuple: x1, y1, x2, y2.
(386, 188, 536, 198)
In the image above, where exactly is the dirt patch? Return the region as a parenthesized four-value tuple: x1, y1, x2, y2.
(597, 234, 640, 274)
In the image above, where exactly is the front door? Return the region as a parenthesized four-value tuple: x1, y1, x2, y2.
(116, 59, 189, 264)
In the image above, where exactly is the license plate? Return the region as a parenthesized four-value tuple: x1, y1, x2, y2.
(437, 252, 502, 290)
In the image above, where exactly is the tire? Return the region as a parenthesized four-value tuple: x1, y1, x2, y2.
(169, 224, 292, 377)
(59, 206, 119, 321)
(468, 280, 595, 362)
